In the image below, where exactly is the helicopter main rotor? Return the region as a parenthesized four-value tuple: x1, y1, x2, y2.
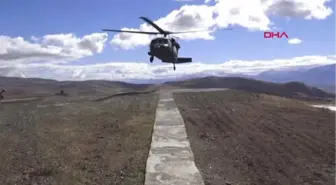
(102, 16, 223, 37)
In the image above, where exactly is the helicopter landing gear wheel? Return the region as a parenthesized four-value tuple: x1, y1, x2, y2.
(150, 56, 154, 63)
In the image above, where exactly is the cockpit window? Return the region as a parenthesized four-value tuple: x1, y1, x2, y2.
(151, 38, 168, 44)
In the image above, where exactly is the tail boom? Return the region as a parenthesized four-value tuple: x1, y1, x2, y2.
(176, 57, 192, 63)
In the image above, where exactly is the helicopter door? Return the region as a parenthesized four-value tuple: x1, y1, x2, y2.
(171, 40, 178, 56)
(173, 45, 178, 57)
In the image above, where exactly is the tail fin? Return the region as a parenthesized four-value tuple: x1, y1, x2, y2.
(176, 57, 192, 63)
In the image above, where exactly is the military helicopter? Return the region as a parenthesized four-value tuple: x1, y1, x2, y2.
(103, 17, 213, 70)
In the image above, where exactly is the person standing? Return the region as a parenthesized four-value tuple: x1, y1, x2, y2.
(0, 89, 5, 103)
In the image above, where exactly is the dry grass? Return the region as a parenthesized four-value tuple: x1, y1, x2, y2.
(0, 93, 158, 185)
(174, 90, 335, 185)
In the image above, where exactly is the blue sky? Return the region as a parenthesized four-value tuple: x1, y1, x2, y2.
(0, 0, 335, 80)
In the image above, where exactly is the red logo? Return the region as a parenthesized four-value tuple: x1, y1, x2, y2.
(264, 32, 289, 39)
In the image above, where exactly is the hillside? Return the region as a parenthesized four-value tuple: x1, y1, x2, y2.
(165, 76, 335, 100)
(1, 75, 334, 100)
(0, 92, 158, 185)
(0, 76, 154, 98)
(255, 64, 335, 92)
(312, 84, 335, 94)
(174, 90, 335, 185)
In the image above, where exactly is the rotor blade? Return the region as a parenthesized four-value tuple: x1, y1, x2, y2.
(102, 29, 160, 35)
(139, 17, 167, 34)
(169, 28, 233, 34)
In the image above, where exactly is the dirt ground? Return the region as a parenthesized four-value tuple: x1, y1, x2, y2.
(174, 90, 335, 185)
(0, 93, 158, 185)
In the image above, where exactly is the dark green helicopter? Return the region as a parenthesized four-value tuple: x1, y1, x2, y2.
(103, 17, 217, 70)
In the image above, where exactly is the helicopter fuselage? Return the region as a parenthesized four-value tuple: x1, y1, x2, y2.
(148, 37, 178, 63)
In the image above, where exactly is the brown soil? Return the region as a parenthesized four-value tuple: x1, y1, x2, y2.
(0, 94, 158, 185)
(174, 90, 335, 185)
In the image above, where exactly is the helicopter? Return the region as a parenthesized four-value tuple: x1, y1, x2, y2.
(103, 17, 213, 70)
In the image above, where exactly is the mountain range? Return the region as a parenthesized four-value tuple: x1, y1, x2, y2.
(0, 64, 334, 95)
(0, 74, 334, 102)
(151, 64, 335, 93)
(256, 64, 336, 86)
(165, 76, 334, 100)
(254, 64, 335, 92)
(0, 76, 152, 98)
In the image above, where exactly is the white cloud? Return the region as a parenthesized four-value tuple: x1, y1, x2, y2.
(110, 5, 217, 49)
(109, 0, 333, 49)
(0, 55, 334, 81)
(288, 38, 302, 44)
(0, 33, 108, 64)
(264, 0, 333, 20)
